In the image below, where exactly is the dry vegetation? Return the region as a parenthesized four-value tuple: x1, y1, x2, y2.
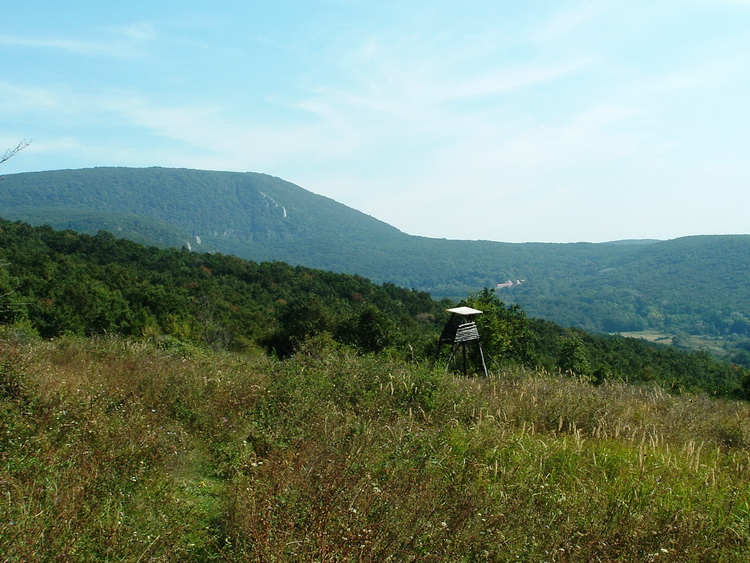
(2, 332, 750, 561)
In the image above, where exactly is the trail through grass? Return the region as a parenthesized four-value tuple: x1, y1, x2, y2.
(3, 335, 750, 561)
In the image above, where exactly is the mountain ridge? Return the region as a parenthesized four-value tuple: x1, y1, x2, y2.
(2, 166, 749, 345)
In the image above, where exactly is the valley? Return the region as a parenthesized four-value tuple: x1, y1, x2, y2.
(2, 167, 750, 364)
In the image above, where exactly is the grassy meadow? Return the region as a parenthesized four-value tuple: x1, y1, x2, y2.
(2, 332, 750, 561)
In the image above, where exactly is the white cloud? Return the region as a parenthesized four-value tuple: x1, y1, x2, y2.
(529, 0, 615, 43)
(447, 60, 595, 101)
(0, 34, 111, 55)
(0, 82, 60, 112)
(0, 21, 157, 58)
(110, 22, 158, 42)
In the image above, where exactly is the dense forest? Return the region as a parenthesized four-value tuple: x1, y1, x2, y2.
(3, 168, 750, 348)
(506, 235, 750, 336)
(1, 217, 748, 398)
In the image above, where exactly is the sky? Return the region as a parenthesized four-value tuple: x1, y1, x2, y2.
(2, 0, 750, 243)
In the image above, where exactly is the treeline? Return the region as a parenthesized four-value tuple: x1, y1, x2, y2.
(0, 218, 444, 356)
(1, 217, 748, 397)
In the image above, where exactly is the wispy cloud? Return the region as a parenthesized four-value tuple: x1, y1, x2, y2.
(0, 21, 157, 58)
(0, 82, 60, 112)
(446, 60, 595, 100)
(529, 0, 615, 43)
(0, 35, 114, 56)
(110, 22, 158, 42)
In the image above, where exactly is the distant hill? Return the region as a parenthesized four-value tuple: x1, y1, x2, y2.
(2, 167, 750, 344)
(0, 167, 650, 289)
(508, 235, 750, 336)
(0, 167, 405, 264)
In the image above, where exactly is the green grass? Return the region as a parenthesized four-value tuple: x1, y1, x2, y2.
(2, 333, 750, 561)
(616, 330, 731, 357)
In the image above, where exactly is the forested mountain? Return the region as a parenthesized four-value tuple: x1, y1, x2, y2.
(2, 167, 749, 342)
(1, 218, 747, 397)
(505, 235, 750, 335)
(0, 167, 405, 264)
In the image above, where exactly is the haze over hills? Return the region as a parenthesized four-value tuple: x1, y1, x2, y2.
(2, 167, 749, 344)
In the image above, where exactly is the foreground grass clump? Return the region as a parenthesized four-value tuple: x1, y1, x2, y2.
(2, 334, 750, 561)
(1, 334, 268, 561)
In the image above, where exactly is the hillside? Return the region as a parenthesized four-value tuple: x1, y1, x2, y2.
(0, 167, 407, 265)
(506, 235, 750, 334)
(3, 335, 750, 560)
(2, 167, 750, 344)
(1, 218, 746, 397)
(0, 168, 644, 292)
(4, 218, 750, 558)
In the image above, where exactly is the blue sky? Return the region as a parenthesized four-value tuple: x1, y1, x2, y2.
(2, 0, 749, 243)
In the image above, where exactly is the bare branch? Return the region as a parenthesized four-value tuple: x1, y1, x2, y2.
(1, 139, 31, 165)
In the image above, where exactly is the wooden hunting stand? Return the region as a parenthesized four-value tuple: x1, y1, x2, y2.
(434, 306, 489, 377)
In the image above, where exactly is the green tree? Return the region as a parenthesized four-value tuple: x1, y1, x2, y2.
(264, 296, 336, 357)
(337, 303, 395, 353)
(558, 335, 591, 377)
(465, 288, 532, 366)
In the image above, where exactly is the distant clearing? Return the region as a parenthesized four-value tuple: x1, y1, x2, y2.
(616, 331, 674, 342)
(616, 331, 728, 357)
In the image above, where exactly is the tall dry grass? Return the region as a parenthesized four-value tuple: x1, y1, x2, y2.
(2, 333, 749, 561)
(1, 334, 267, 561)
